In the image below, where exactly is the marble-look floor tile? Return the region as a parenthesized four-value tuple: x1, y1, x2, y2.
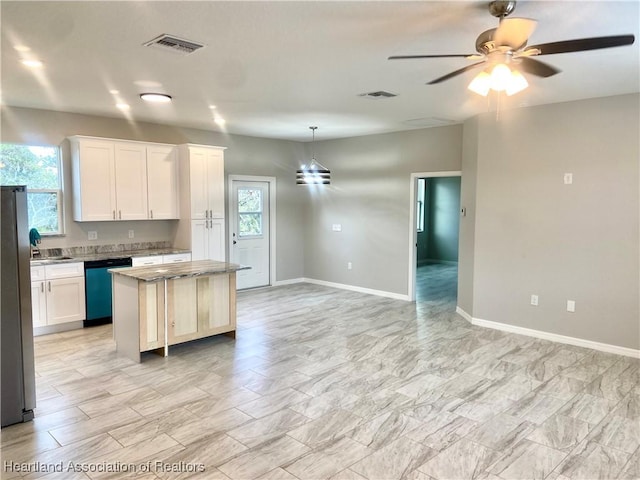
(107, 407, 198, 447)
(327, 468, 368, 480)
(465, 413, 534, 451)
(287, 409, 363, 449)
(617, 448, 640, 480)
(560, 392, 613, 425)
(583, 413, 640, 454)
(167, 408, 252, 446)
(418, 438, 499, 480)
(405, 409, 478, 452)
(217, 435, 310, 480)
(505, 391, 568, 425)
(255, 468, 298, 480)
(284, 437, 371, 480)
(350, 436, 436, 480)
(226, 408, 310, 448)
(347, 410, 424, 450)
(236, 388, 311, 419)
(525, 414, 590, 452)
(289, 389, 360, 420)
(558, 442, 630, 480)
(487, 439, 566, 479)
(48, 407, 141, 446)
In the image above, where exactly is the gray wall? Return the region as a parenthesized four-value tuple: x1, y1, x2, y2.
(1, 106, 307, 281)
(419, 177, 461, 263)
(462, 94, 639, 350)
(302, 126, 463, 294)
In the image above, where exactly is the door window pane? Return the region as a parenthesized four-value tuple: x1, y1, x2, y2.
(237, 187, 263, 237)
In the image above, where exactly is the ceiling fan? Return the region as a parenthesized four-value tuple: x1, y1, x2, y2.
(389, 0, 635, 96)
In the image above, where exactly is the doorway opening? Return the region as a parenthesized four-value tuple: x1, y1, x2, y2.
(408, 171, 461, 304)
(228, 175, 276, 290)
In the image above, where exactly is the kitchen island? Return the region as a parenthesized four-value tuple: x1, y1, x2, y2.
(110, 260, 249, 362)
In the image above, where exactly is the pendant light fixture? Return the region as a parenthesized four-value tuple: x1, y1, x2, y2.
(297, 126, 330, 185)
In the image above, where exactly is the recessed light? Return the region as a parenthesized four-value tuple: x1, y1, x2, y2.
(21, 59, 43, 68)
(109, 89, 120, 95)
(140, 93, 172, 103)
(214, 117, 226, 126)
(116, 103, 130, 110)
(14, 45, 31, 52)
(209, 105, 217, 109)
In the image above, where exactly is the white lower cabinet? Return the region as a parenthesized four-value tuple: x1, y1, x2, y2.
(31, 263, 86, 330)
(191, 219, 225, 261)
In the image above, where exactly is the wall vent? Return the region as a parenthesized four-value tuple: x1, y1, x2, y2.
(143, 34, 205, 55)
(358, 90, 398, 99)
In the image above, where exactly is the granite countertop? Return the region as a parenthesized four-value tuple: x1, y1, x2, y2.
(30, 248, 191, 266)
(109, 260, 250, 282)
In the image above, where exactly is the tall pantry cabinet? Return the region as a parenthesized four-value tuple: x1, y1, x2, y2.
(175, 145, 226, 261)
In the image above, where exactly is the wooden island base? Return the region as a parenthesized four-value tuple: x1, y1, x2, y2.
(111, 261, 247, 363)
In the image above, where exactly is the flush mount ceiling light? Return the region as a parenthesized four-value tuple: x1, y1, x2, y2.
(140, 93, 172, 103)
(297, 126, 330, 185)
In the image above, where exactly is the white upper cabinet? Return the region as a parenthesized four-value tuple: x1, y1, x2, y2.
(181, 145, 225, 220)
(70, 136, 178, 221)
(71, 138, 117, 221)
(147, 145, 179, 219)
(114, 142, 148, 220)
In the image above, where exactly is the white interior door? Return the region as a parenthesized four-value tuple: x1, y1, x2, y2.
(230, 180, 270, 289)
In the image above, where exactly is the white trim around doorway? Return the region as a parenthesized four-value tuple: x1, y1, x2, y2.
(228, 175, 277, 287)
(407, 171, 462, 301)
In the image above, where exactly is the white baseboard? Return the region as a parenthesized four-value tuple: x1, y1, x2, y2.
(34, 321, 84, 337)
(273, 278, 305, 286)
(455, 306, 640, 359)
(272, 277, 409, 301)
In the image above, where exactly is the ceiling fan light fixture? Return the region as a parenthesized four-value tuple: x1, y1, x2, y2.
(468, 71, 492, 96)
(489, 63, 512, 91)
(506, 69, 528, 96)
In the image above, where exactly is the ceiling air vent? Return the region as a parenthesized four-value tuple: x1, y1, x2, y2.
(143, 34, 205, 55)
(358, 90, 397, 99)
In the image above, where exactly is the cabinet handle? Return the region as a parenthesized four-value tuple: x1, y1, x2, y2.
(113, 210, 116, 220)
(150, 209, 153, 219)
(47, 281, 51, 292)
(205, 209, 209, 219)
(41, 282, 44, 292)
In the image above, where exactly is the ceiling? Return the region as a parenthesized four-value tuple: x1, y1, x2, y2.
(2, 1, 638, 142)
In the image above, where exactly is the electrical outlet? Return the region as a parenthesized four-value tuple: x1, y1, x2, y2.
(128, 230, 135, 239)
(564, 173, 573, 185)
(567, 300, 576, 312)
(530, 294, 539, 306)
(88, 231, 98, 240)
(347, 262, 352, 270)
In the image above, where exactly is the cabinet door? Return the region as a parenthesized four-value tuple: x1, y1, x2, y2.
(208, 219, 226, 261)
(190, 219, 208, 261)
(114, 143, 148, 220)
(31, 281, 47, 328)
(207, 149, 225, 219)
(76, 139, 117, 221)
(189, 148, 209, 220)
(199, 274, 233, 337)
(46, 277, 86, 325)
(139, 282, 165, 352)
(147, 145, 178, 219)
(167, 277, 199, 345)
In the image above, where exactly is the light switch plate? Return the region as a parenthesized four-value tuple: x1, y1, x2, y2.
(332, 224, 342, 232)
(567, 300, 576, 312)
(88, 231, 98, 240)
(564, 173, 573, 185)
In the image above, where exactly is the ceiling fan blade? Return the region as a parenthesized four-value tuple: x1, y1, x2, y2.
(427, 61, 486, 84)
(389, 54, 475, 60)
(518, 57, 561, 78)
(494, 18, 538, 50)
(526, 34, 635, 55)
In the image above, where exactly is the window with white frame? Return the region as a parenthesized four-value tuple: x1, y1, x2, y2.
(416, 178, 426, 232)
(0, 144, 64, 235)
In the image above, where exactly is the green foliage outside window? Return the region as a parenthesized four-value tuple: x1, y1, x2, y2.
(0, 144, 63, 234)
(238, 188, 263, 237)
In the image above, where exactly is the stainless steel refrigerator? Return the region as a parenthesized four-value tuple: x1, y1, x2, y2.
(1, 185, 36, 427)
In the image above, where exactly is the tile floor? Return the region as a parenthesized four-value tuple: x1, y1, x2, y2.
(1, 266, 638, 480)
